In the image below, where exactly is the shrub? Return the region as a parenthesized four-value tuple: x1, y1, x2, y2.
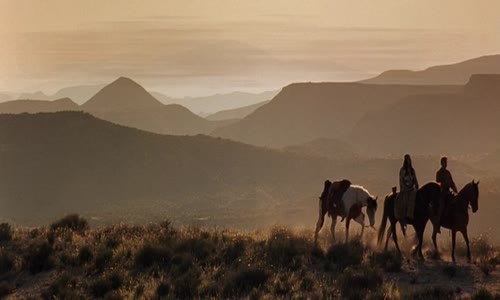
(369, 250, 402, 272)
(170, 254, 193, 276)
(472, 288, 499, 300)
(326, 240, 364, 271)
(175, 237, 215, 262)
(0, 251, 14, 274)
(50, 214, 89, 232)
(221, 238, 246, 265)
(407, 286, 455, 299)
(442, 264, 458, 278)
(172, 268, 201, 299)
(42, 273, 82, 300)
(337, 267, 383, 299)
(0, 223, 12, 242)
(156, 281, 170, 298)
(78, 245, 93, 264)
(89, 272, 123, 298)
(265, 228, 309, 269)
(222, 267, 269, 296)
(0, 281, 14, 298)
(134, 244, 172, 269)
(94, 247, 113, 270)
(24, 242, 53, 274)
(478, 261, 496, 276)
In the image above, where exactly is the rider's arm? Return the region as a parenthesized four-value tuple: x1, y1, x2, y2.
(413, 169, 419, 189)
(449, 172, 458, 193)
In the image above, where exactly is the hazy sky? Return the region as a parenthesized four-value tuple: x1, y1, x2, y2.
(1, 0, 499, 96)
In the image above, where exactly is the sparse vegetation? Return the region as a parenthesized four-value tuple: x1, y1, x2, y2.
(50, 214, 89, 232)
(0, 221, 497, 298)
(0, 223, 12, 242)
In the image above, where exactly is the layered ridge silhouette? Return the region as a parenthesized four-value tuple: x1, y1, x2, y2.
(349, 74, 500, 155)
(211, 83, 460, 148)
(363, 55, 500, 85)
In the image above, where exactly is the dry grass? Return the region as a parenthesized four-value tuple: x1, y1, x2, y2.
(0, 215, 498, 299)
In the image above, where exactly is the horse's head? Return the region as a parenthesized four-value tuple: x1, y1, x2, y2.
(366, 196, 378, 227)
(470, 179, 480, 213)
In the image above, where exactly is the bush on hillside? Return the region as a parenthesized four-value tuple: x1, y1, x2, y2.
(50, 214, 89, 232)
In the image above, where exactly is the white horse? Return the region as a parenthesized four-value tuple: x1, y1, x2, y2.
(315, 181, 378, 243)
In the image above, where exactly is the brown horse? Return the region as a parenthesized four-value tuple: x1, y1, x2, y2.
(315, 180, 378, 244)
(377, 182, 441, 259)
(431, 180, 479, 262)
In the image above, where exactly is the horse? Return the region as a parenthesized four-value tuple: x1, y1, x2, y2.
(377, 182, 441, 259)
(430, 180, 479, 262)
(315, 181, 378, 243)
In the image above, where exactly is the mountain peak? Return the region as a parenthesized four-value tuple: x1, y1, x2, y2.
(82, 77, 163, 111)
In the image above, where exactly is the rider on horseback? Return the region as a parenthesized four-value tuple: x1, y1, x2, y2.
(435, 156, 458, 233)
(397, 154, 419, 227)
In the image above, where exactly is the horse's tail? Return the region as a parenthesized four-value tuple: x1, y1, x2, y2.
(377, 196, 389, 246)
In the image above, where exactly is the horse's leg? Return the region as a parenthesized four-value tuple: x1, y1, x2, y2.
(415, 223, 425, 260)
(451, 229, 457, 263)
(462, 229, 471, 263)
(384, 225, 392, 251)
(314, 205, 326, 244)
(353, 212, 365, 239)
(330, 216, 337, 243)
(345, 217, 351, 243)
(432, 225, 439, 257)
(391, 222, 401, 254)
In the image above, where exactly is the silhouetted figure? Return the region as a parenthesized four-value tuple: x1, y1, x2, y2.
(396, 154, 419, 227)
(434, 156, 458, 234)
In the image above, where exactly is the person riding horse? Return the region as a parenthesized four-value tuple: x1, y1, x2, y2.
(397, 154, 419, 227)
(435, 156, 458, 233)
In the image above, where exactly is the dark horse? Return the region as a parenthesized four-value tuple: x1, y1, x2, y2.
(431, 180, 479, 262)
(377, 182, 441, 259)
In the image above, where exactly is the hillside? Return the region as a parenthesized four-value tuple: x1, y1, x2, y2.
(283, 138, 359, 161)
(0, 98, 79, 114)
(211, 83, 459, 148)
(80, 77, 228, 135)
(363, 55, 500, 85)
(349, 74, 500, 156)
(206, 100, 270, 121)
(0, 111, 335, 225)
(2, 111, 498, 235)
(0, 220, 498, 299)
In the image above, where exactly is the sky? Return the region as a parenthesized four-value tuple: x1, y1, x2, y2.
(1, 0, 499, 96)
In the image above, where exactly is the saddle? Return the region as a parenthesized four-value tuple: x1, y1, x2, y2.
(327, 179, 351, 219)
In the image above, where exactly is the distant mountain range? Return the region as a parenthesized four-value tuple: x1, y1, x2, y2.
(211, 83, 460, 148)
(363, 55, 500, 85)
(349, 74, 500, 156)
(0, 78, 235, 136)
(151, 90, 279, 116)
(206, 100, 270, 121)
(4, 85, 277, 117)
(0, 98, 79, 114)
